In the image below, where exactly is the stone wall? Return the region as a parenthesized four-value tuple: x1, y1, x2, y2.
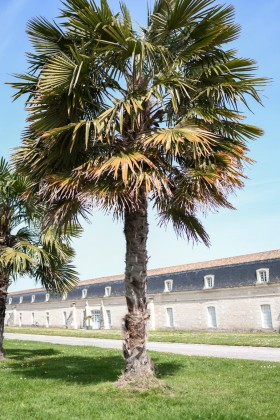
(6, 251, 280, 332)
(5, 284, 280, 332)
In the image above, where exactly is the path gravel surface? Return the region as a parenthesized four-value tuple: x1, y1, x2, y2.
(5, 333, 280, 362)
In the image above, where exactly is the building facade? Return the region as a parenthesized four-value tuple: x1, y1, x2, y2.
(5, 250, 280, 332)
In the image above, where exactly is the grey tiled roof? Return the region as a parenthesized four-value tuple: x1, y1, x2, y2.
(9, 250, 280, 296)
(79, 249, 280, 284)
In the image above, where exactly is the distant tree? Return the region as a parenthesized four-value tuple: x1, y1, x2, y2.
(0, 158, 79, 359)
(11, 0, 267, 379)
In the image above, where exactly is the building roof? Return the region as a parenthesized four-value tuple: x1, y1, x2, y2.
(9, 249, 280, 295)
(9, 287, 46, 295)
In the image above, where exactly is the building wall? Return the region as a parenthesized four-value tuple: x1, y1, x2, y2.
(5, 285, 280, 332)
(152, 284, 280, 331)
(5, 297, 128, 330)
(5, 252, 280, 332)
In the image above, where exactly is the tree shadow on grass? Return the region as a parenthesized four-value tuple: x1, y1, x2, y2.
(10, 355, 124, 384)
(6, 346, 184, 385)
(155, 361, 181, 377)
(4, 347, 60, 360)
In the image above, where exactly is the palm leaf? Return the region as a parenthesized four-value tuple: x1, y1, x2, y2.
(93, 151, 157, 184)
(144, 126, 217, 157)
(158, 205, 210, 245)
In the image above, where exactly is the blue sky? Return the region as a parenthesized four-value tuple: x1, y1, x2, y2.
(1, 0, 279, 292)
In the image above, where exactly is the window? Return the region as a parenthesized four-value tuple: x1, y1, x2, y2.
(207, 306, 217, 328)
(45, 293, 50, 302)
(31, 295, 35, 303)
(261, 305, 273, 329)
(204, 275, 214, 289)
(32, 312, 35, 325)
(19, 313, 22, 327)
(164, 280, 173, 292)
(8, 298, 12, 305)
(91, 310, 101, 329)
(62, 293, 67, 301)
(19, 296, 23, 304)
(82, 289, 87, 298)
(63, 311, 67, 326)
(166, 308, 174, 327)
(104, 286, 111, 297)
(256, 269, 269, 284)
(106, 310, 112, 329)
(46, 312, 50, 328)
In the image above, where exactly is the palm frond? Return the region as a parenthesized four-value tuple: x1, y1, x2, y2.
(92, 151, 156, 183)
(27, 17, 66, 55)
(158, 205, 210, 246)
(144, 126, 217, 158)
(0, 247, 34, 274)
(148, 0, 215, 42)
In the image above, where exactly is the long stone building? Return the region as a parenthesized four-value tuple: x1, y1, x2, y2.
(5, 250, 280, 332)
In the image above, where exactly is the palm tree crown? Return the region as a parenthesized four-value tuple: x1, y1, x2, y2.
(12, 0, 266, 237)
(0, 157, 80, 359)
(0, 157, 79, 293)
(10, 0, 267, 377)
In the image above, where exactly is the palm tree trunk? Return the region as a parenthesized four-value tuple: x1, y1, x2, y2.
(123, 187, 154, 376)
(0, 271, 9, 360)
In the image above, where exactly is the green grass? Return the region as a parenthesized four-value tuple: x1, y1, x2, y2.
(6, 326, 280, 347)
(1, 339, 280, 419)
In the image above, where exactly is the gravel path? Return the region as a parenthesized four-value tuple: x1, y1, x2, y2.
(5, 333, 280, 362)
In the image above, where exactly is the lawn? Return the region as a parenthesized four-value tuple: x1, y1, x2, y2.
(1, 340, 280, 419)
(6, 326, 280, 347)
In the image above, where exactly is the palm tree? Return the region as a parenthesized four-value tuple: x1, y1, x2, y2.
(0, 158, 79, 359)
(11, 0, 267, 377)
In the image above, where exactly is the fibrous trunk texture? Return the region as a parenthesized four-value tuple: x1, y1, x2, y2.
(123, 188, 154, 377)
(0, 272, 9, 360)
